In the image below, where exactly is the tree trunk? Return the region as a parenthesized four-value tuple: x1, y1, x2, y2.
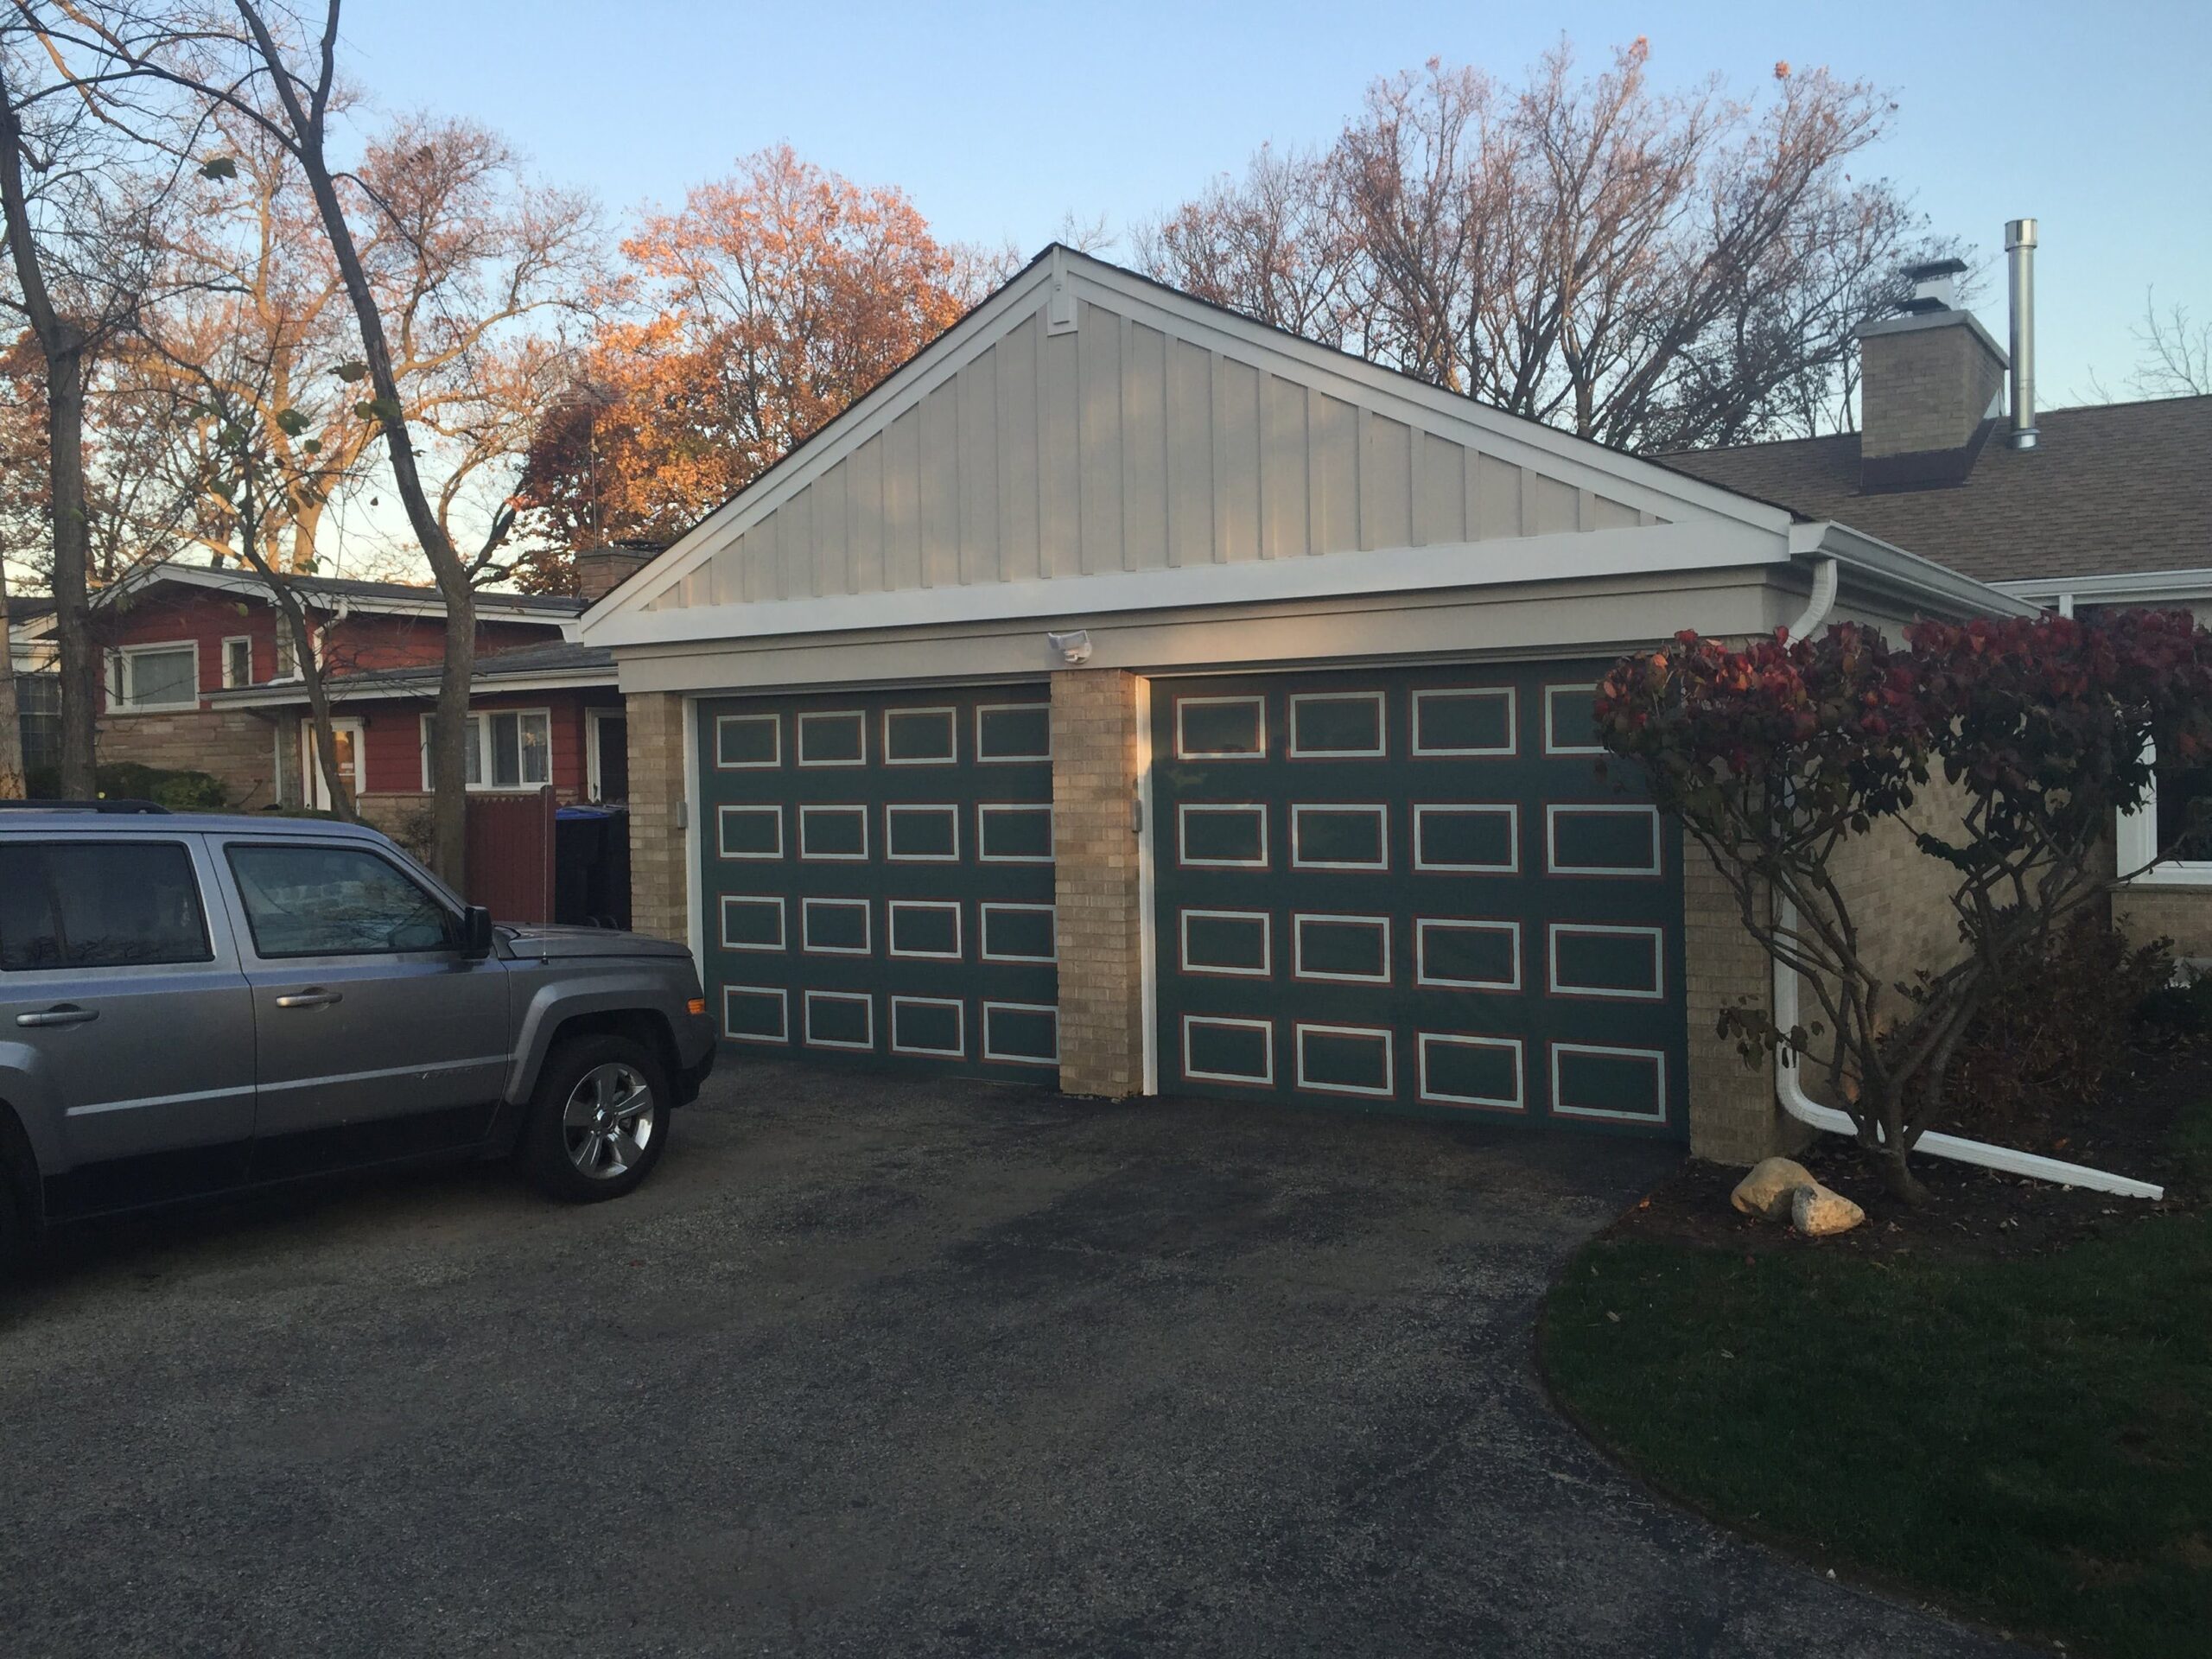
(0, 563, 22, 797)
(0, 70, 97, 800)
(431, 596, 473, 882)
(1877, 1143, 1930, 1206)
(45, 341, 97, 799)
(278, 594, 355, 823)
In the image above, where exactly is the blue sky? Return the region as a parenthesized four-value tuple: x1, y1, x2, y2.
(342, 0, 2210, 410)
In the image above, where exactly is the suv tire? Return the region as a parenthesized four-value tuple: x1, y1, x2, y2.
(0, 1166, 29, 1280)
(521, 1033, 671, 1204)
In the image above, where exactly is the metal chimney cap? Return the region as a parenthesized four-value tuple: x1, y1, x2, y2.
(1904, 256, 1969, 282)
(2005, 218, 2037, 250)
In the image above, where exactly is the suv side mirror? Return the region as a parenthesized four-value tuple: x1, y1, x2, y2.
(461, 905, 495, 960)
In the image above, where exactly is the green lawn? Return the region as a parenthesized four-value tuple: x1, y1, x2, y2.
(1542, 1108, 2212, 1658)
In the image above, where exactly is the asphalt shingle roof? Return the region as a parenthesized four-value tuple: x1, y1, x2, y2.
(1661, 395, 2212, 585)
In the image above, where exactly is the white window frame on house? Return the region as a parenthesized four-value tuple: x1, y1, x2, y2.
(2116, 739, 2212, 888)
(220, 635, 253, 690)
(274, 629, 301, 680)
(105, 641, 200, 712)
(586, 707, 626, 804)
(419, 708, 555, 792)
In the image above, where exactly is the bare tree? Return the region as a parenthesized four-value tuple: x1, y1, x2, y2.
(2131, 289, 2210, 398)
(1133, 143, 1358, 344)
(1137, 41, 1949, 453)
(0, 29, 181, 796)
(40, 1, 596, 880)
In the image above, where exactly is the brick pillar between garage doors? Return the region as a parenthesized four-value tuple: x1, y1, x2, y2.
(1052, 669, 1146, 1097)
(626, 691, 690, 950)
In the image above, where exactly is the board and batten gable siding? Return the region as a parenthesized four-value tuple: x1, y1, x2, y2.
(644, 294, 1666, 617)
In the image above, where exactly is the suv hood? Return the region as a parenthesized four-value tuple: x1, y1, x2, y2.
(500, 925, 693, 962)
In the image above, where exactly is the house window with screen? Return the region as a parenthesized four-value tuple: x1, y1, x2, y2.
(421, 709, 553, 791)
(106, 644, 199, 711)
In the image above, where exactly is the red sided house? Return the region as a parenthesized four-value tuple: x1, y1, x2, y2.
(71, 561, 629, 832)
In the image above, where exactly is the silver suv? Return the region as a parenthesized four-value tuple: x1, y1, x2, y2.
(0, 805, 715, 1266)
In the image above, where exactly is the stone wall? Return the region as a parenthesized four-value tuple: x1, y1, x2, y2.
(1050, 670, 1144, 1096)
(97, 709, 279, 807)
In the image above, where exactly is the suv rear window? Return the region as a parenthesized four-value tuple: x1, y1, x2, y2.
(0, 842, 213, 970)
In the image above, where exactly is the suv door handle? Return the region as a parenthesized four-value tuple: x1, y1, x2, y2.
(275, 989, 344, 1010)
(16, 1005, 98, 1028)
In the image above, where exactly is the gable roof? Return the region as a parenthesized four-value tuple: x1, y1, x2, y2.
(582, 245, 1814, 648)
(1661, 395, 2212, 586)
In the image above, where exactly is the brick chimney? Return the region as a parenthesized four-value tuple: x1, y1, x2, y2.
(575, 541, 661, 604)
(1854, 257, 2008, 491)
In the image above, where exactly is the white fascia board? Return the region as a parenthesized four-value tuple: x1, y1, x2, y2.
(584, 520, 1784, 651)
(1791, 520, 2041, 620)
(1992, 568, 2212, 607)
(581, 246, 1798, 637)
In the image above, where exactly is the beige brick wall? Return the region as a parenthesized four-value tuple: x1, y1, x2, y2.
(1051, 669, 1145, 1096)
(1682, 775, 1981, 1166)
(1860, 321, 2005, 457)
(2115, 887, 2212, 960)
(97, 709, 280, 807)
(626, 691, 690, 948)
(1682, 843, 1803, 1165)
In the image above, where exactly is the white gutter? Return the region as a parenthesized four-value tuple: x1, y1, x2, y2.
(1769, 563, 2165, 1200)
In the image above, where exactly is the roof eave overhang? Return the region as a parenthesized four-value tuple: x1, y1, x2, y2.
(1991, 569, 2212, 607)
(90, 563, 575, 623)
(206, 666, 615, 709)
(1791, 519, 2040, 621)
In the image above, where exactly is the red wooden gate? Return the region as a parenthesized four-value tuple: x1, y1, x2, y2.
(465, 785, 556, 923)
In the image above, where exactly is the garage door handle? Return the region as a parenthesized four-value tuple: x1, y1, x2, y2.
(16, 1006, 98, 1028)
(276, 989, 344, 1010)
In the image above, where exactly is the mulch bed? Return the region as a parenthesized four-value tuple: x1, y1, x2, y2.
(1611, 1040, 2210, 1263)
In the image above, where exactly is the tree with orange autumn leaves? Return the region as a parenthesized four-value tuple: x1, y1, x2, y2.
(512, 146, 1004, 586)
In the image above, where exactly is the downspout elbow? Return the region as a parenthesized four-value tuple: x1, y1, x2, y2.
(1784, 556, 1840, 645)
(1770, 902, 2164, 1199)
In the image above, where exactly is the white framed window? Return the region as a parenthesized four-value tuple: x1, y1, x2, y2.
(2116, 741, 2212, 888)
(221, 635, 254, 690)
(274, 630, 301, 680)
(419, 709, 554, 791)
(105, 642, 200, 711)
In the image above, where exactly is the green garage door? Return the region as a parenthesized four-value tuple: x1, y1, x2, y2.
(696, 685, 1059, 1083)
(1152, 662, 1687, 1135)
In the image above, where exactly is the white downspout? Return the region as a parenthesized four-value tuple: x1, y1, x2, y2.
(1769, 558, 2164, 1199)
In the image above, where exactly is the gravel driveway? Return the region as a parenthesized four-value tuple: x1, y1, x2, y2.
(0, 1064, 2019, 1656)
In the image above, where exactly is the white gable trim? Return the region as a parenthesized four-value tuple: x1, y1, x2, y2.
(580, 246, 1793, 642)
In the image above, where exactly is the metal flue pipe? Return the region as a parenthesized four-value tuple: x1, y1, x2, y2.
(2005, 219, 2039, 449)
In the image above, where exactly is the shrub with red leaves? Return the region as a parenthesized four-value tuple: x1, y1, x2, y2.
(1597, 608, 2212, 1201)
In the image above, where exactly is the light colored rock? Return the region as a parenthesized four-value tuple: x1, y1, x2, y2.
(1731, 1157, 1816, 1220)
(1791, 1183, 1866, 1237)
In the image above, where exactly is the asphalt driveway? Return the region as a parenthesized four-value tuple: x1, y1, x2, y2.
(0, 1065, 2018, 1657)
